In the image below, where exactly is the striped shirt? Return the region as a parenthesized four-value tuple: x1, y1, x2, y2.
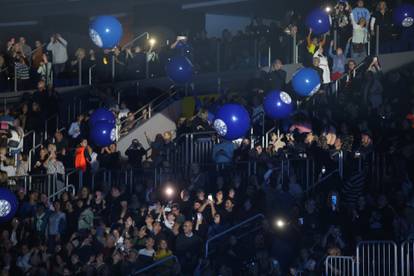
(15, 62, 30, 80)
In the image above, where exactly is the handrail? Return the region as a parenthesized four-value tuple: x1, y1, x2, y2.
(204, 213, 264, 258)
(48, 184, 76, 201)
(65, 169, 82, 189)
(44, 113, 59, 139)
(23, 130, 36, 153)
(88, 64, 96, 86)
(28, 143, 43, 172)
(305, 169, 340, 194)
(118, 90, 177, 138)
(120, 90, 175, 125)
(130, 255, 178, 275)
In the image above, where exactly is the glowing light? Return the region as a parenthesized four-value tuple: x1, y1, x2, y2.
(275, 219, 286, 228)
(165, 186, 174, 197)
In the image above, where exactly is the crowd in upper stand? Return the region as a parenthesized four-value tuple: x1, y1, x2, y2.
(0, 0, 414, 275)
(1, 0, 413, 93)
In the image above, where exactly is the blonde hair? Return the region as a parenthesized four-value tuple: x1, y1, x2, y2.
(75, 48, 86, 59)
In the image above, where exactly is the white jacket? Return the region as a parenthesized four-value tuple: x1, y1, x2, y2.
(47, 37, 68, 64)
(314, 51, 331, 84)
(350, 13, 368, 44)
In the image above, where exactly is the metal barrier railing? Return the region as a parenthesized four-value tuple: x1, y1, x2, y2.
(49, 184, 76, 201)
(130, 255, 179, 276)
(8, 173, 57, 197)
(204, 213, 264, 258)
(401, 238, 414, 276)
(118, 90, 177, 139)
(65, 169, 83, 191)
(325, 256, 355, 276)
(356, 240, 398, 276)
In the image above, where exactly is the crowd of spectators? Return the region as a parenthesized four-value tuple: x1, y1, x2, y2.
(0, 52, 413, 275)
(0, 1, 414, 275)
(2, 0, 413, 93)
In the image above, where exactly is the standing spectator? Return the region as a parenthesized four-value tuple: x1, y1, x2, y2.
(332, 1, 351, 49)
(46, 33, 68, 76)
(32, 40, 44, 69)
(37, 54, 53, 86)
(351, 0, 371, 23)
(175, 221, 202, 274)
(267, 59, 287, 90)
(329, 39, 351, 80)
(349, 3, 369, 59)
(74, 139, 91, 173)
(44, 151, 65, 190)
(68, 114, 84, 141)
(370, 1, 393, 52)
(15, 54, 30, 91)
(47, 201, 66, 251)
(313, 45, 331, 86)
(125, 139, 146, 168)
(19, 37, 32, 59)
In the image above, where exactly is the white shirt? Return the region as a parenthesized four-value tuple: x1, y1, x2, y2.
(68, 121, 81, 138)
(314, 52, 331, 84)
(138, 248, 155, 257)
(47, 38, 68, 64)
(350, 13, 368, 44)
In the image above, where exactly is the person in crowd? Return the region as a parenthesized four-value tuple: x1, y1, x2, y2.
(37, 53, 53, 86)
(68, 114, 84, 142)
(15, 54, 30, 91)
(349, 2, 369, 59)
(329, 38, 351, 80)
(19, 37, 32, 59)
(46, 33, 68, 76)
(74, 138, 91, 172)
(32, 40, 44, 69)
(267, 59, 287, 90)
(125, 139, 146, 168)
(351, 0, 371, 23)
(370, 1, 393, 48)
(313, 44, 331, 87)
(332, 1, 351, 49)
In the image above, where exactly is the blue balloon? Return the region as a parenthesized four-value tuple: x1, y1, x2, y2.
(175, 41, 192, 56)
(90, 121, 116, 147)
(0, 188, 18, 224)
(89, 16, 123, 48)
(214, 104, 251, 140)
(393, 4, 414, 27)
(306, 9, 331, 35)
(89, 108, 116, 127)
(264, 90, 294, 119)
(292, 68, 321, 97)
(165, 56, 194, 84)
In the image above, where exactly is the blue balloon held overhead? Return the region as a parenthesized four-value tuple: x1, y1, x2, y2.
(89, 16, 123, 48)
(90, 121, 116, 147)
(89, 108, 116, 127)
(165, 56, 194, 84)
(292, 68, 321, 97)
(213, 103, 251, 140)
(264, 90, 294, 119)
(393, 4, 414, 27)
(0, 188, 18, 224)
(306, 9, 331, 35)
